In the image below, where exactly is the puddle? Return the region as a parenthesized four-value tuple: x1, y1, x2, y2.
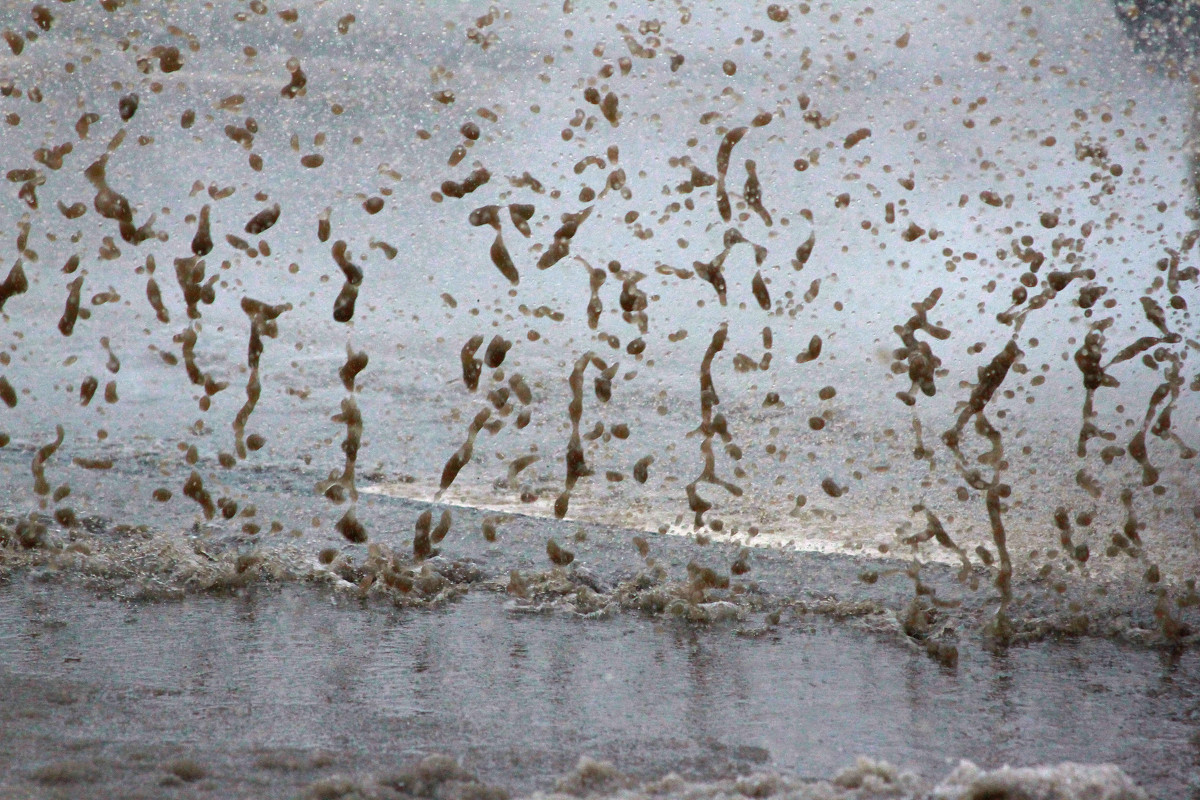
(1, 582, 1196, 799)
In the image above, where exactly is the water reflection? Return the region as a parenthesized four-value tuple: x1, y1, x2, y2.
(2, 585, 1195, 796)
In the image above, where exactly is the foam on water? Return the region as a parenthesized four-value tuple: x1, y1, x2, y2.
(295, 754, 1149, 800)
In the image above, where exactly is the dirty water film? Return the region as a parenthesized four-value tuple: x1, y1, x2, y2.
(0, 0, 1199, 797)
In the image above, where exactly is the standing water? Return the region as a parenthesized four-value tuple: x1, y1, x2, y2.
(0, 0, 1197, 797)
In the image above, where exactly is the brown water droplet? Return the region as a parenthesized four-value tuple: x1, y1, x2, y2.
(431, 509, 452, 543)
(118, 93, 139, 121)
(843, 128, 871, 148)
(489, 232, 519, 284)
(337, 507, 367, 543)
(546, 537, 575, 566)
(245, 204, 280, 234)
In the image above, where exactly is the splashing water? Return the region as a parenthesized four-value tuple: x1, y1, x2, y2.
(1, 0, 1198, 796)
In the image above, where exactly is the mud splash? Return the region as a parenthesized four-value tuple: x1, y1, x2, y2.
(1, 0, 1200, 796)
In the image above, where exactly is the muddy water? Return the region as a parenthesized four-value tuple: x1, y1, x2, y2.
(0, 582, 1196, 799)
(2, 0, 1200, 796)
